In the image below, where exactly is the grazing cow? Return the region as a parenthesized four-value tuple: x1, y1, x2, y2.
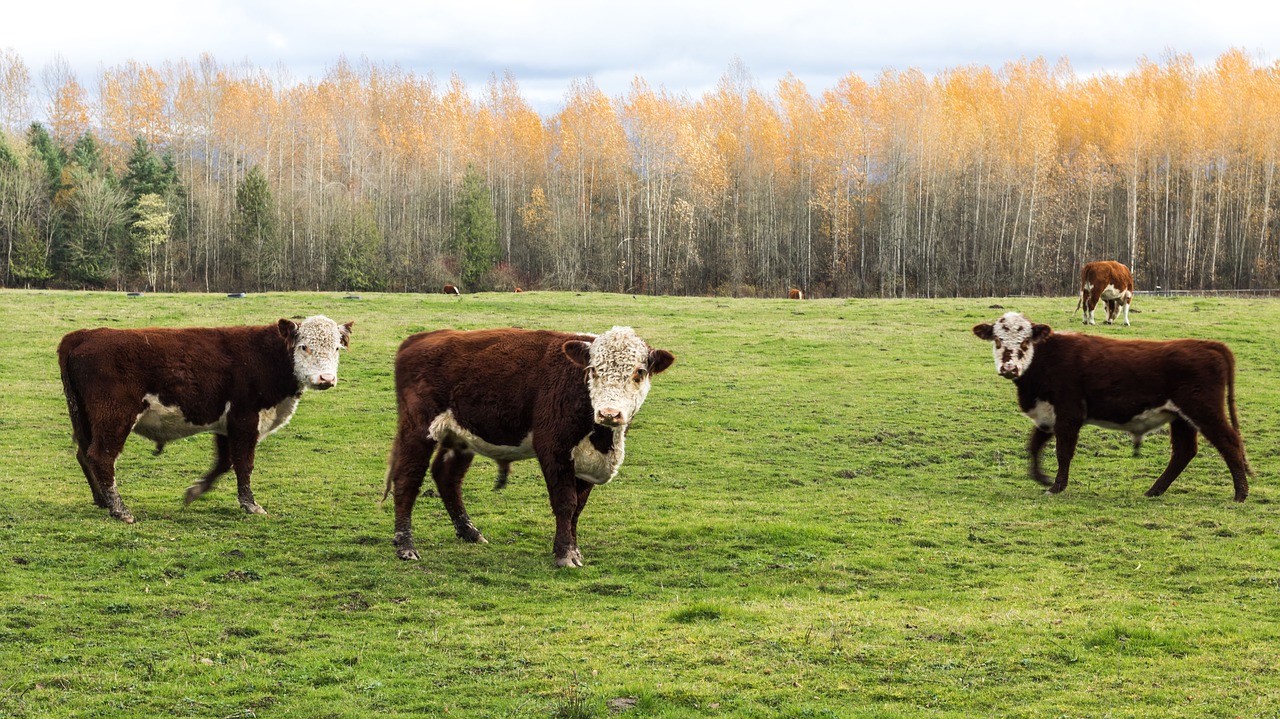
(443, 284, 460, 295)
(57, 316, 354, 522)
(1075, 261, 1134, 326)
(788, 288, 804, 300)
(973, 312, 1249, 501)
(384, 326, 675, 567)
(514, 287, 524, 293)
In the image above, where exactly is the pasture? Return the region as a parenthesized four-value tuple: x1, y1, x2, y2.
(1, 289, 1279, 718)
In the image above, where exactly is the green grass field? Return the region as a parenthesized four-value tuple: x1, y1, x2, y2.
(2, 290, 1279, 718)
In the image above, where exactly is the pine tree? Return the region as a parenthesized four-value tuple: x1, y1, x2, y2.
(233, 165, 275, 290)
(450, 165, 499, 289)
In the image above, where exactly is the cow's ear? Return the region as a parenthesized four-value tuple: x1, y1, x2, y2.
(1031, 324, 1053, 343)
(972, 323, 995, 341)
(562, 340, 592, 368)
(340, 321, 355, 347)
(648, 348, 675, 375)
(277, 318, 299, 340)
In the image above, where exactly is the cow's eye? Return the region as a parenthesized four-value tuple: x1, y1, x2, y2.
(300, 345, 310, 353)
(635, 368, 648, 382)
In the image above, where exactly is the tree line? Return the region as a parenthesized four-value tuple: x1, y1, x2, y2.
(1, 49, 1278, 297)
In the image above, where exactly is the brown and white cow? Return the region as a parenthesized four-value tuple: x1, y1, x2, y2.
(442, 284, 461, 295)
(973, 312, 1249, 501)
(1075, 261, 1134, 326)
(57, 316, 354, 522)
(788, 288, 804, 300)
(384, 326, 675, 567)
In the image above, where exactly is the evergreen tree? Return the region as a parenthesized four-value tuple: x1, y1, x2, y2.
(233, 165, 276, 289)
(332, 202, 387, 291)
(450, 166, 499, 289)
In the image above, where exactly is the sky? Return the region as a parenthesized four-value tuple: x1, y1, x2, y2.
(3, 0, 1279, 115)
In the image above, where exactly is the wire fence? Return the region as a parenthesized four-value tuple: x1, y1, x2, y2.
(1133, 288, 1280, 297)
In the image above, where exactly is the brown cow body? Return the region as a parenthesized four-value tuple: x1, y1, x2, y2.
(385, 326, 674, 567)
(788, 288, 804, 300)
(1077, 261, 1133, 326)
(443, 284, 460, 295)
(57, 317, 353, 522)
(974, 312, 1249, 501)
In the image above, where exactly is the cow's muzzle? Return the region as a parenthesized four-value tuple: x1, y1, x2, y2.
(998, 366, 1020, 379)
(311, 374, 337, 390)
(596, 408, 625, 426)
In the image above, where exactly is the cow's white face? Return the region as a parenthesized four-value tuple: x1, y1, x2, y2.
(279, 316, 354, 390)
(972, 312, 1051, 380)
(563, 326, 675, 427)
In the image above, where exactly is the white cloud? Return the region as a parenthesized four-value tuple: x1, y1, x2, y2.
(2, 0, 1276, 114)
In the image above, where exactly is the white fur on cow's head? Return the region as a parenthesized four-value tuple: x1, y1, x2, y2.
(277, 316, 354, 390)
(972, 311, 1051, 380)
(562, 326, 675, 427)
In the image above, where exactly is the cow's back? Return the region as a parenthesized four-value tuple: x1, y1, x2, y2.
(395, 329, 593, 444)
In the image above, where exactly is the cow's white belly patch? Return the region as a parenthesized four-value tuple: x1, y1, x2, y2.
(429, 410, 536, 462)
(1089, 401, 1178, 436)
(132, 393, 300, 444)
(571, 428, 626, 485)
(132, 394, 229, 443)
(1023, 400, 1056, 431)
(428, 410, 625, 483)
(1099, 283, 1129, 301)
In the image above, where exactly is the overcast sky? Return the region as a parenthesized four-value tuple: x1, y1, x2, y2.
(3, 0, 1278, 114)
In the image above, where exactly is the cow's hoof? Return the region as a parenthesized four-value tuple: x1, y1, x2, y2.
(397, 547, 421, 561)
(555, 549, 584, 568)
(111, 510, 135, 524)
(1234, 492, 1248, 503)
(1030, 472, 1053, 487)
(456, 524, 487, 543)
(240, 502, 268, 515)
(183, 485, 205, 505)
(1045, 484, 1065, 495)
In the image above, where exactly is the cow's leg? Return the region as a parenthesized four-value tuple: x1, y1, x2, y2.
(1046, 419, 1081, 495)
(1181, 407, 1250, 502)
(388, 427, 436, 561)
(224, 417, 266, 515)
(1122, 297, 1131, 326)
(1085, 287, 1102, 325)
(1104, 299, 1117, 324)
(566, 479, 595, 566)
(1145, 418, 1197, 498)
(493, 460, 512, 491)
(1027, 427, 1054, 486)
(83, 420, 134, 523)
(184, 433, 232, 505)
(539, 449, 584, 567)
(431, 441, 483, 543)
(74, 442, 109, 508)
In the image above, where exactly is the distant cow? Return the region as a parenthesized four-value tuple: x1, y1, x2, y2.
(788, 288, 804, 300)
(58, 316, 354, 522)
(1075, 261, 1133, 326)
(973, 312, 1249, 501)
(443, 284, 460, 295)
(384, 326, 675, 567)
(514, 287, 524, 293)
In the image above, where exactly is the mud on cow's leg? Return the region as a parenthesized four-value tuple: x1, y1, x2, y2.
(86, 427, 135, 523)
(185, 434, 232, 505)
(541, 452, 584, 568)
(389, 429, 436, 561)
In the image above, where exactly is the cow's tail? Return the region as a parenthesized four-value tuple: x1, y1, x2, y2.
(1222, 344, 1254, 477)
(379, 434, 398, 507)
(57, 333, 93, 458)
(1073, 290, 1084, 316)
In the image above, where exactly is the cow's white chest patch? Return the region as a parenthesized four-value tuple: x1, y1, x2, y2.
(1023, 400, 1056, 431)
(257, 395, 301, 439)
(429, 410, 536, 462)
(571, 428, 626, 485)
(133, 394, 229, 443)
(1089, 401, 1178, 437)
